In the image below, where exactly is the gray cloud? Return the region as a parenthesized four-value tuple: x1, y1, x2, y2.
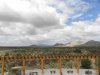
(0, 4, 24, 22)
(0, 1, 62, 36)
(30, 13, 60, 28)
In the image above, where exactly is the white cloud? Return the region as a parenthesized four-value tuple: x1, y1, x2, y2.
(64, 15, 100, 41)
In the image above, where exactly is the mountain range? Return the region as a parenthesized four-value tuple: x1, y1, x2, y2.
(30, 40, 100, 47)
(0, 40, 100, 48)
(54, 40, 100, 47)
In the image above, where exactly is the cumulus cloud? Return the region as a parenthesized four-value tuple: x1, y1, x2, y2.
(0, 0, 63, 35)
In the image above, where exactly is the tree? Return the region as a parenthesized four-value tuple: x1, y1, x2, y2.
(62, 60, 74, 68)
(95, 57, 100, 68)
(81, 59, 92, 69)
(74, 48, 81, 53)
(50, 60, 57, 68)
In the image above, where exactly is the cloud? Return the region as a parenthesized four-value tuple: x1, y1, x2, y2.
(0, 0, 24, 22)
(0, 0, 63, 35)
(30, 13, 60, 28)
(0, 0, 99, 46)
(64, 15, 100, 41)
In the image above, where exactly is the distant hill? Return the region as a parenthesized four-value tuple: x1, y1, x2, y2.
(79, 40, 100, 46)
(30, 45, 39, 47)
(65, 41, 83, 47)
(53, 41, 83, 47)
(53, 40, 100, 47)
(29, 40, 100, 47)
(53, 43, 65, 47)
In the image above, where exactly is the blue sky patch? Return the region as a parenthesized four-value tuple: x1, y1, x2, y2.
(66, 0, 100, 25)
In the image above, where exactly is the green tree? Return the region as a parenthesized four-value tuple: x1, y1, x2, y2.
(81, 59, 92, 69)
(74, 48, 81, 53)
(95, 57, 100, 68)
(50, 60, 57, 68)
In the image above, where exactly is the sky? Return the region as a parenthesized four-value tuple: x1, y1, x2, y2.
(0, 0, 100, 46)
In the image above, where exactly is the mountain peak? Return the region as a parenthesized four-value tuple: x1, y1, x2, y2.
(53, 41, 83, 47)
(80, 40, 100, 46)
(87, 40, 97, 42)
(54, 43, 64, 47)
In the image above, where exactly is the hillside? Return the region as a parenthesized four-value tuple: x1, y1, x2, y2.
(30, 40, 100, 47)
(53, 40, 100, 47)
(80, 40, 100, 46)
(53, 41, 83, 47)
